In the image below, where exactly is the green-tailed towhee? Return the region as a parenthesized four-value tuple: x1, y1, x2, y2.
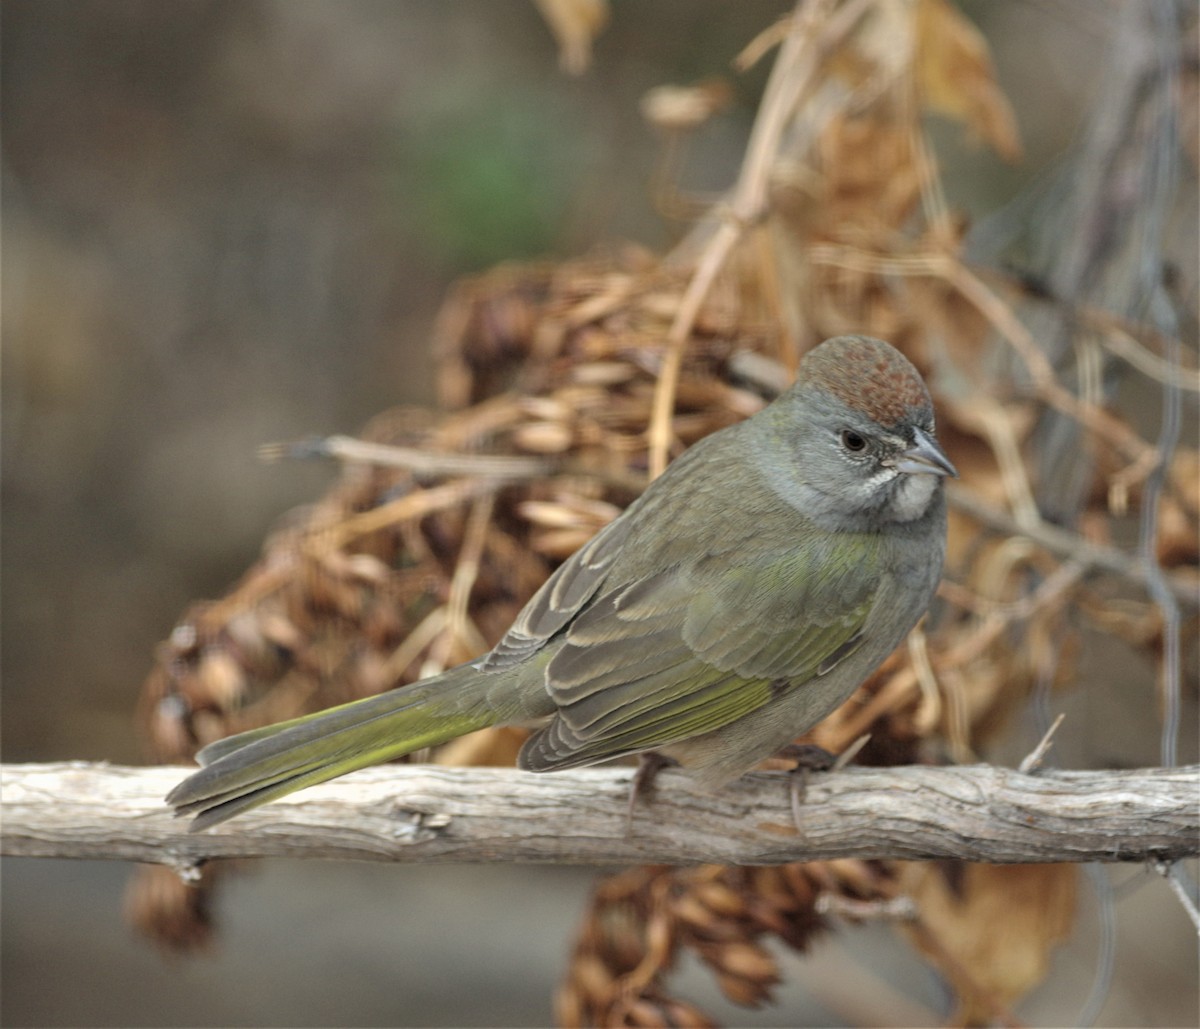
(169, 334, 956, 830)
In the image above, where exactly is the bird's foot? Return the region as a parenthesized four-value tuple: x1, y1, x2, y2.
(626, 751, 676, 833)
(780, 735, 871, 832)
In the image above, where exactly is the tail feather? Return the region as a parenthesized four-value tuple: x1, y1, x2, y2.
(167, 663, 502, 831)
(192, 712, 330, 766)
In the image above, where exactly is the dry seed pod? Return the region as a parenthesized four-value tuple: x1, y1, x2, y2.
(194, 649, 246, 710)
(570, 360, 639, 386)
(622, 998, 671, 1028)
(641, 81, 731, 131)
(778, 863, 820, 907)
(146, 689, 193, 760)
(567, 952, 615, 1006)
(746, 865, 797, 913)
(514, 420, 574, 453)
(659, 999, 718, 1029)
(554, 985, 585, 1029)
(123, 865, 215, 954)
(1158, 494, 1200, 566)
(532, 524, 605, 556)
(341, 552, 392, 584)
(715, 969, 774, 1008)
(692, 879, 747, 919)
(709, 939, 779, 983)
(517, 500, 585, 529)
(672, 893, 744, 942)
(189, 709, 231, 749)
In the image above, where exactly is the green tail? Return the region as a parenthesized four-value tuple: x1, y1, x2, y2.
(167, 663, 505, 831)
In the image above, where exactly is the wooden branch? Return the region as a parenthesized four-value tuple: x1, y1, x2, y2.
(3, 762, 1196, 871)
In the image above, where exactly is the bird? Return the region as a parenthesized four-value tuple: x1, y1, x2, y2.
(168, 334, 956, 831)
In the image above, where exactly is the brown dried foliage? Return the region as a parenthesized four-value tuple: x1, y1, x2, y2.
(556, 861, 893, 1027)
(134, 1, 1197, 1023)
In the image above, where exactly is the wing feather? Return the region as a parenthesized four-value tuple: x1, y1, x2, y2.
(520, 532, 882, 771)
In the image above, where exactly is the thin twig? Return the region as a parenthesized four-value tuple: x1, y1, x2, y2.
(262, 433, 647, 495)
(1157, 862, 1200, 935)
(1078, 862, 1119, 1027)
(648, 219, 744, 478)
(261, 435, 556, 480)
(433, 494, 495, 672)
(1019, 712, 1067, 774)
(947, 483, 1197, 607)
(952, 396, 1042, 531)
(647, 0, 873, 477)
(815, 893, 917, 922)
(1138, 291, 1186, 769)
(1083, 311, 1200, 391)
(320, 478, 500, 550)
(907, 624, 942, 735)
(805, 245, 1159, 467)
(379, 607, 449, 683)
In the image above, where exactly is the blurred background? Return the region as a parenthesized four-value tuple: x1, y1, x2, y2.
(2, 2, 1195, 1026)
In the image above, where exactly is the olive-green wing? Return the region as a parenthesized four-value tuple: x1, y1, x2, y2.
(481, 426, 734, 671)
(480, 517, 627, 670)
(520, 533, 881, 770)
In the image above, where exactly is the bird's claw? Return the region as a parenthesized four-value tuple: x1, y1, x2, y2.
(780, 735, 871, 833)
(626, 751, 675, 834)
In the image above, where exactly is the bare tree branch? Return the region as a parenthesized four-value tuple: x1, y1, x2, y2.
(3, 762, 1196, 871)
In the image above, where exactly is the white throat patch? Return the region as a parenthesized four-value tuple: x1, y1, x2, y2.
(889, 472, 939, 522)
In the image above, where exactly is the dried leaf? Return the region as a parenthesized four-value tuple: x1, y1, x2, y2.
(899, 862, 1077, 1024)
(641, 80, 732, 131)
(915, 0, 1024, 161)
(533, 0, 609, 75)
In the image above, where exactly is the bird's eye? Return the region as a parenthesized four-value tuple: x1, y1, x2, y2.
(840, 429, 867, 452)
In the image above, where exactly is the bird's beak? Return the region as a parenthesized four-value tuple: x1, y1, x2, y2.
(895, 427, 957, 478)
